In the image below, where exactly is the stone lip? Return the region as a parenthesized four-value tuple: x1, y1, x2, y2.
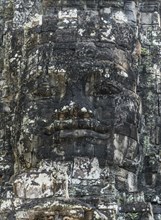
(54, 129, 110, 140)
(44, 119, 112, 135)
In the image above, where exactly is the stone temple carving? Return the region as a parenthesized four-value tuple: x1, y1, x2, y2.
(1, 0, 161, 219)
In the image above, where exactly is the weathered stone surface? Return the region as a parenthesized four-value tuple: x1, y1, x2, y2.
(1, 0, 161, 219)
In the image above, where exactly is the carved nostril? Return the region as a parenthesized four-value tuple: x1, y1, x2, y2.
(53, 109, 59, 120)
(72, 106, 79, 118)
(59, 112, 65, 120)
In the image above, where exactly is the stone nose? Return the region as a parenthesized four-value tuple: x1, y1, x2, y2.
(54, 81, 94, 120)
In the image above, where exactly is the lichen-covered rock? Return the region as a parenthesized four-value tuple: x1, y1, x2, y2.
(0, 0, 161, 219)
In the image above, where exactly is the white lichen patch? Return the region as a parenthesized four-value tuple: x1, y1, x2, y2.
(78, 29, 85, 36)
(81, 107, 87, 112)
(62, 105, 69, 111)
(94, 210, 108, 220)
(24, 13, 42, 29)
(48, 65, 57, 71)
(69, 101, 75, 107)
(113, 11, 128, 23)
(58, 9, 77, 19)
(14, 172, 54, 199)
(15, 211, 30, 219)
(71, 178, 81, 185)
(13, 198, 23, 210)
(21, 114, 34, 134)
(103, 8, 111, 14)
(101, 25, 112, 39)
(0, 164, 10, 170)
(140, 33, 151, 45)
(10, 57, 16, 63)
(98, 204, 108, 209)
(105, 73, 110, 78)
(118, 70, 128, 78)
(6, 191, 13, 199)
(72, 157, 101, 180)
(153, 64, 160, 75)
(113, 134, 128, 165)
(0, 199, 12, 211)
(49, 66, 66, 74)
(153, 195, 161, 204)
(90, 31, 96, 37)
(63, 18, 70, 24)
(101, 17, 108, 24)
(127, 172, 137, 192)
(38, 160, 54, 172)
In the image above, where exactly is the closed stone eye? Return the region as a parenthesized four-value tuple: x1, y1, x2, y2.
(33, 85, 52, 97)
(95, 82, 121, 96)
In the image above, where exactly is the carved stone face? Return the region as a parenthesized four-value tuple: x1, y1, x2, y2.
(12, 5, 141, 209)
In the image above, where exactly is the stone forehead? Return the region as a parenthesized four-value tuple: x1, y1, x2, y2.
(14, 4, 136, 33)
(24, 8, 132, 28)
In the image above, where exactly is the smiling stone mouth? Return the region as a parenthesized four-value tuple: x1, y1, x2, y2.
(53, 129, 110, 140)
(44, 118, 112, 135)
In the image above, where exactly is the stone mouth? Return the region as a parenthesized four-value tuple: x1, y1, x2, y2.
(44, 119, 112, 136)
(53, 129, 110, 140)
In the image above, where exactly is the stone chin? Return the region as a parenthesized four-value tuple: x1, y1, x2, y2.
(11, 156, 137, 218)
